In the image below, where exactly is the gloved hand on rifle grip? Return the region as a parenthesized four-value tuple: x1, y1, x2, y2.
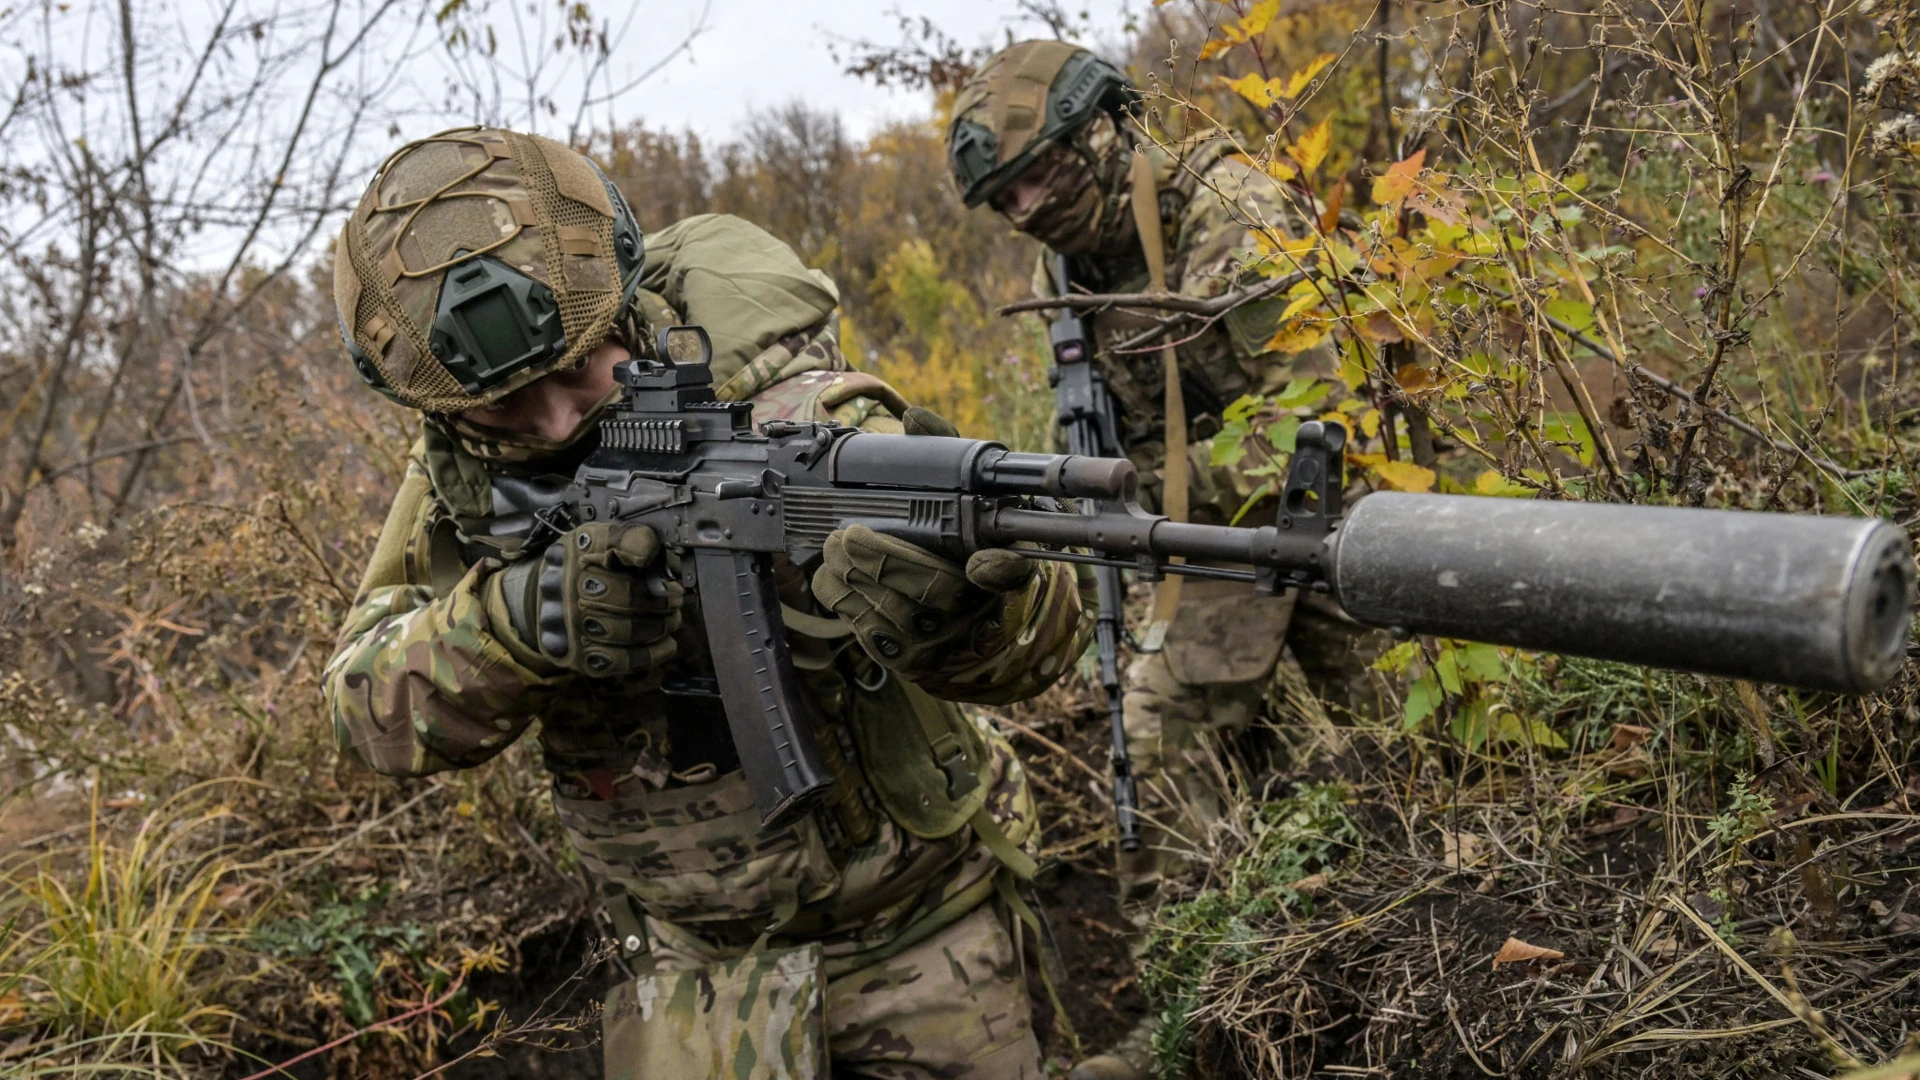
(490, 522, 684, 677)
(812, 406, 1037, 674)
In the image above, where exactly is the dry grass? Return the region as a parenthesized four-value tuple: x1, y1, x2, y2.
(0, 787, 248, 1073)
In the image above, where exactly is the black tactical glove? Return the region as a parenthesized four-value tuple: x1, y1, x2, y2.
(491, 522, 684, 677)
(811, 406, 1037, 673)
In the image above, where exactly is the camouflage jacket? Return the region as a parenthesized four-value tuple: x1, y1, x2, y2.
(1033, 140, 1322, 521)
(324, 280, 1087, 964)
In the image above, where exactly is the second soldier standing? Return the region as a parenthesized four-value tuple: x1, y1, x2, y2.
(945, 42, 1388, 1080)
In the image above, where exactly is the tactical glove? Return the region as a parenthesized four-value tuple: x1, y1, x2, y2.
(811, 406, 1036, 673)
(489, 523, 684, 677)
(813, 526, 1037, 674)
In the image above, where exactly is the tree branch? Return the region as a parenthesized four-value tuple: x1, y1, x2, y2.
(996, 270, 1311, 318)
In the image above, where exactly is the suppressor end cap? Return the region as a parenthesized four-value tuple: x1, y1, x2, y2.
(1842, 521, 1915, 693)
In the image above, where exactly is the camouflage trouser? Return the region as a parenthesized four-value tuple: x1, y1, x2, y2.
(1116, 582, 1385, 903)
(603, 902, 1042, 1079)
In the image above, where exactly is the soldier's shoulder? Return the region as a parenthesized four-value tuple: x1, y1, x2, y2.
(732, 328, 912, 430)
(1187, 143, 1282, 204)
(405, 434, 431, 476)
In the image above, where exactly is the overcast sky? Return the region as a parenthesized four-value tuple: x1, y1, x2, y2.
(575, 0, 1137, 140)
(2, 0, 1139, 276)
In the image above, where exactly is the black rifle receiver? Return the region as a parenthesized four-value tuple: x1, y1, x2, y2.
(553, 327, 1915, 829)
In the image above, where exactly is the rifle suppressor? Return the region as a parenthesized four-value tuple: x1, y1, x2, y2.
(1329, 494, 1914, 694)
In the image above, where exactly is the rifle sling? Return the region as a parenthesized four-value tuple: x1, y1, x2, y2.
(1130, 148, 1186, 642)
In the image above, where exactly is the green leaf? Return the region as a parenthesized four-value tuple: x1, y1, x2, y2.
(1211, 430, 1248, 467)
(1224, 394, 1265, 424)
(1339, 338, 1370, 391)
(1435, 648, 1464, 694)
(1543, 297, 1595, 333)
(1403, 672, 1441, 730)
(1457, 642, 1504, 683)
(1373, 640, 1421, 675)
(1544, 413, 1597, 466)
(1452, 698, 1492, 749)
(1228, 481, 1276, 525)
(1274, 378, 1329, 410)
(1264, 415, 1302, 452)
(1494, 712, 1569, 750)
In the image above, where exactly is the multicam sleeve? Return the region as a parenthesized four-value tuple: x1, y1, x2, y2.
(1174, 152, 1325, 368)
(898, 559, 1091, 706)
(322, 458, 568, 777)
(1171, 153, 1315, 298)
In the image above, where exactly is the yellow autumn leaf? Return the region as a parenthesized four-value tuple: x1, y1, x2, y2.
(1264, 322, 1331, 354)
(1197, 37, 1234, 60)
(1279, 291, 1322, 321)
(1244, 228, 1320, 259)
(1373, 460, 1437, 492)
(1288, 116, 1333, 174)
(1395, 362, 1435, 391)
(1359, 408, 1382, 439)
(1474, 470, 1534, 497)
(1280, 52, 1337, 98)
(1222, 73, 1283, 109)
(1264, 157, 1297, 183)
(1239, 0, 1282, 38)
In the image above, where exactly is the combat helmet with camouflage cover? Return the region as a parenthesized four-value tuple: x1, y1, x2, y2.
(946, 41, 1138, 208)
(332, 127, 645, 413)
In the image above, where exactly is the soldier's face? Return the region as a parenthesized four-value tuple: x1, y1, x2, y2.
(993, 170, 1052, 218)
(458, 340, 627, 443)
(987, 136, 1118, 255)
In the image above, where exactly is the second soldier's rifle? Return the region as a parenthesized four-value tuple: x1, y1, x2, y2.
(548, 326, 1915, 831)
(1047, 253, 1141, 853)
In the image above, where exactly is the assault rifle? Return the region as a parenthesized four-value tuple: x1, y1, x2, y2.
(1046, 253, 1140, 853)
(552, 327, 1915, 830)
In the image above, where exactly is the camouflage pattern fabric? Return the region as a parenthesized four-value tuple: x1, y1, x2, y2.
(636, 213, 841, 389)
(1030, 140, 1332, 476)
(323, 309, 1079, 1073)
(333, 127, 643, 412)
(994, 112, 1134, 257)
(812, 526, 1037, 684)
(603, 942, 827, 1080)
(1021, 140, 1386, 900)
(1116, 588, 1386, 901)
(615, 903, 1040, 1079)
